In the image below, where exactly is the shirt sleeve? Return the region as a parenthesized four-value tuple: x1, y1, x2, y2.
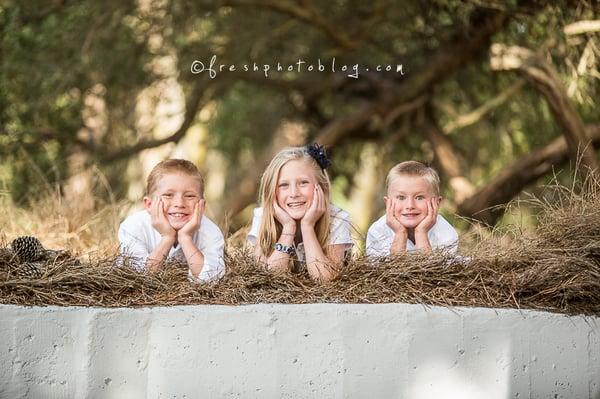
(431, 215, 459, 254)
(189, 217, 226, 283)
(247, 207, 262, 245)
(117, 215, 151, 271)
(365, 220, 391, 257)
(330, 209, 354, 247)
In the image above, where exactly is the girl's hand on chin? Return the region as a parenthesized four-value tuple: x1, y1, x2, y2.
(273, 201, 296, 230)
(301, 184, 326, 228)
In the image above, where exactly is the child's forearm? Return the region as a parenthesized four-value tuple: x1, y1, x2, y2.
(301, 224, 338, 282)
(390, 232, 408, 255)
(146, 236, 176, 272)
(414, 231, 432, 252)
(179, 235, 205, 278)
(264, 227, 295, 273)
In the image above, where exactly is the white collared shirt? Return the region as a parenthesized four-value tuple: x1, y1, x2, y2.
(247, 204, 354, 261)
(366, 214, 458, 257)
(118, 210, 225, 282)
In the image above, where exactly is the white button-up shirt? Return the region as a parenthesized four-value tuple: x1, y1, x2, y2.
(118, 210, 225, 282)
(366, 214, 458, 257)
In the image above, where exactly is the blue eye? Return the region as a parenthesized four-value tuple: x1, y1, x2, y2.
(278, 183, 289, 188)
(416, 195, 425, 200)
(162, 193, 173, 198)
(397, 195, 405, 200)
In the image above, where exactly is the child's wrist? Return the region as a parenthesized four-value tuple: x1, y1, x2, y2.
(414, 230, 429, 240)
(300, 221, 315, 230)
(281, 226, 296, 236)
(160, 234, 176, 244)
(177, 232, 195, 241)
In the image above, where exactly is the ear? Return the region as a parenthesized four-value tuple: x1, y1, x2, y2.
(435, 196, 442, 206)
(383, 196, 389, 205)
(143, 196, 153, 210)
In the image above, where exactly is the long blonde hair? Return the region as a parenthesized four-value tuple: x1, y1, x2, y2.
(258, 146, 332, 258)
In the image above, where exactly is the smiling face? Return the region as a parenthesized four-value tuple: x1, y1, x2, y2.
(144, 172, 203, 230)
(276, 159, 317, 220)
(386, 175, 439, 229)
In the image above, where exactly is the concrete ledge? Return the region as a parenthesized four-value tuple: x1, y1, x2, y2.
(1, 303, 598, 399)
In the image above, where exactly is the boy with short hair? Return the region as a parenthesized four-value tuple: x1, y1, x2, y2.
(366, 161, 458, 256)
(118, 159, 225, 282)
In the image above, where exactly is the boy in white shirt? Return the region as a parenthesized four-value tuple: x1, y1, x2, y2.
(118, 159, 225, 282)
(366, 161, 458, 257)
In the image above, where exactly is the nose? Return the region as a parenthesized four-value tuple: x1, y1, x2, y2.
(172, 194, 184, 207)
(405, 197, 416, 209)
(290, 184, 300, 197)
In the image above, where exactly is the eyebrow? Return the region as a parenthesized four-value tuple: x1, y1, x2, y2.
(279, 176, 311, 182)
(393, 191, 428, 194)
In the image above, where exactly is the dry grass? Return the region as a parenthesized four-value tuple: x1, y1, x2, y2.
(0, 176, 599, 315)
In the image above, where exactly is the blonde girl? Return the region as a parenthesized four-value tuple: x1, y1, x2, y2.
(247, 145, 353, 281)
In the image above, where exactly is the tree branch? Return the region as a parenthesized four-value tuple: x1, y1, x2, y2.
(442, 79, 526, 133)
(99, 77, 215, 163)
(490, 44, 599, 174)
(564, 20, 600, 35)
(221, 0, 357, 50)
(458, 124, 600, 225)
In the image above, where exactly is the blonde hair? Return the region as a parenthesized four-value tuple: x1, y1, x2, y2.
(386, 161, 441, 196)
(257, 147, 332, 258)
(146, 159, 204, 197)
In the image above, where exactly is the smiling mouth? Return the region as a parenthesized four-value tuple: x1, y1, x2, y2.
(168, 213, 189, 218)
(287, 201, 306, 209)
(402, 213, 420, 217)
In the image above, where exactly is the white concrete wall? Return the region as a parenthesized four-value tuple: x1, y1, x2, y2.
(0, 303, 598, 399)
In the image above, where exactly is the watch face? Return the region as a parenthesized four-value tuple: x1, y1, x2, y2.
(274, 243, 295, 256)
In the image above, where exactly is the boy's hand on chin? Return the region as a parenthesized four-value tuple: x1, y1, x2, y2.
(415, 198, 438, 234)
(150, 197, 176, 240)
(178, 200, 205, 239)
(384, 197, 408, 236)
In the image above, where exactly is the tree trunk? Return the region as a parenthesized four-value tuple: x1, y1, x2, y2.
(421, 106, 476, 204)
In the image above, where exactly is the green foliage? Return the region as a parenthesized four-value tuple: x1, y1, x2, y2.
(1, 0, 598, 226)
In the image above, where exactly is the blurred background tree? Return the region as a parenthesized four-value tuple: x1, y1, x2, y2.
(1, 0, 599, 240)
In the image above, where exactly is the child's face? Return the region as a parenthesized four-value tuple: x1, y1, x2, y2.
(386, 175, 440, 229)
(276, 159, 317, 220)
(144, 173, 203, 230)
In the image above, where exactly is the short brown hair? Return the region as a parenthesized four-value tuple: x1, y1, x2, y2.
(146, 159, 204, 197)
(386, 161, 440, 196)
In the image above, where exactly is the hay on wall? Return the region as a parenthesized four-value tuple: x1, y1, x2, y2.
(1, 182, 599, 315)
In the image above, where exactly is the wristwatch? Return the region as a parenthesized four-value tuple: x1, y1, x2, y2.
(273, 243, 296, 256)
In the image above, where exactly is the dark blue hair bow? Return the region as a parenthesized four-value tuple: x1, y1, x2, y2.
(307, 143, 331, 170)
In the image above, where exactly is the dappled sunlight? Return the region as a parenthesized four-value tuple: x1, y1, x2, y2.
(408, 339, 511, 399)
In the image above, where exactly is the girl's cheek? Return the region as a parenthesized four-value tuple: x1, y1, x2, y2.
(306, 186, 315, 201)
(275, 193, 285, 207)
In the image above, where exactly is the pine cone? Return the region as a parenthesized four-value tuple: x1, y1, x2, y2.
(19, 262, 44, 279)
(11, 236, 45, 262)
